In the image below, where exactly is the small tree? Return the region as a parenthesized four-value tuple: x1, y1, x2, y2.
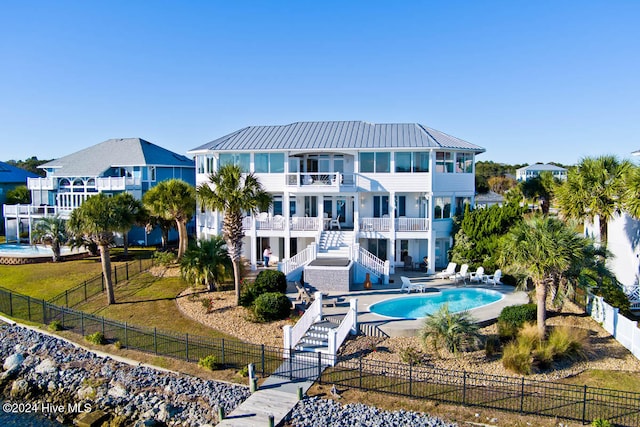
(180, 236, 232, 291)
(32, 215, 68, 262)
(6, 185, 30, 204)
(67, 194, 121, 305)
(420, 304, 480, 356)
(112, 192, 147, 258)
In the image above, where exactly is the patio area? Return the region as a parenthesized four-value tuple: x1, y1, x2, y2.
(288, 269, 529, 337)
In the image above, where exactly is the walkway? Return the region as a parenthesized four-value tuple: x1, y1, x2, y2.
(218, 355, 329, 426)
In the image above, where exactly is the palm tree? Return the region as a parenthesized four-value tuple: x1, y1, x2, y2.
(555, 156, 631, 250)
(180, 236, 232, 291)
(143, 179, 196, 260)
(500, 215, 593, 336)
(112, 192, 147, 258)
(520, 171, 557, 214)
(623, 164, 640, 219)
(420, 304, 480, 356)
(197, 164, 272, 305)
(67, 194, 123, 305)
(32, 215, 68, 262)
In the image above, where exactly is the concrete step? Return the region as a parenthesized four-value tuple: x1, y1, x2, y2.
(309, 320, 335, 331)
(299, 337, 328, 346)
(295, 344, 330, 353)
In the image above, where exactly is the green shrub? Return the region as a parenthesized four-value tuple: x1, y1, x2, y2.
(113, 341, 122, 350)
(484, 335, 501, 357)
(237, 366, 249, 378)
(253, 292, 292, 322)
(254, 270, 287, 294)
(48, 320, 63, 331)
(198, 355, 219, 371)
(591, 418, 612, 427)
(85, 332, 106, 345)
(239, 281, 257, 307)
(502, 341, 532, 375)
(497, 304, 537, 339)
(398, 346, 422, 365)
(201, 297, 214, 312)
(420, 304, 480, 355)
(153, 250, 177, 266)
(596, 279, 631, 316)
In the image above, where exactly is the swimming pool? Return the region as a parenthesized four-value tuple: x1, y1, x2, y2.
(0, 244, 83, 265)
(369, 288, 504, 319)
(0, 244, 56, 255)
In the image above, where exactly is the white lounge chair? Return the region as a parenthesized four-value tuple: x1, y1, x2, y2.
(434, 262, 457, 279)
(450, 263, 469, 284)
(400, 276, 424, 293)
(485, 269, 502, 286)
(469, 266, 485, 283)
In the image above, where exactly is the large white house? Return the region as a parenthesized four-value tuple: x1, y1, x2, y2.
(516, 163, 568, 182)
(189, 121, 484, 283)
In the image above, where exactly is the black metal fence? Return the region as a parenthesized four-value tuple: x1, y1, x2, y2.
(47, 257, 155, 308)
(0, 288, 284, 377)
(1, 286, 639, 426)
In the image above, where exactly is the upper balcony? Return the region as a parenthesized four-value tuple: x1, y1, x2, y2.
(95, 176, 142, 191)
(359, 217, 429, 232)
(285, 172, 355, 193)
(27, 177, 56, 190)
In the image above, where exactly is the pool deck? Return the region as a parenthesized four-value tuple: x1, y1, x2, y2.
(290, 270, 529, 337)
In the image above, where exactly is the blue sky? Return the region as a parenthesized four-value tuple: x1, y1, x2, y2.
(1, 1, 638, 165)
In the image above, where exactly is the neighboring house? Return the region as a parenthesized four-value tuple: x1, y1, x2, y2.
(3, 138, 195, 245)
(188, 121, 485, 281)
(516, 163, 567, 182)
(474, 191, 504, 209)
(0, 161, 40, 234)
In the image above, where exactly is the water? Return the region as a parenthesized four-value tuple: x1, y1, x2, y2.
(369, 288, 503, 319)
(0, 244, 54, 255)
(0, 400, 64, 426)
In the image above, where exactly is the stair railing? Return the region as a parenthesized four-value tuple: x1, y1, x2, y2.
(327, 299, 358, 364)
(279, 243, 317, 276)
(352, 245, 389, 283)
(282, 292, 323, 358)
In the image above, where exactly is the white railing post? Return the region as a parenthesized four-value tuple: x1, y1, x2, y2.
(327, 329, 338, 355)
(350, 298, 358, 335)
(283, 325, 292, 358)
(383, 260, 390, 284)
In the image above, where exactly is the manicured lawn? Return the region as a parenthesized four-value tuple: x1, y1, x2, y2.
(0, 248, 154, 300)
(562, 369, 640, 393)
(75, 271, 236, 341)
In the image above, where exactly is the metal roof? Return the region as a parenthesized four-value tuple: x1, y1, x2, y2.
(189, 121, 485, 153)
(40, 138, 194, 177)
(0, 161, 40, 184)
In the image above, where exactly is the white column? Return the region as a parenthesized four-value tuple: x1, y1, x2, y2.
(250, 234, 257, 271)
(284, 192, 291, 260)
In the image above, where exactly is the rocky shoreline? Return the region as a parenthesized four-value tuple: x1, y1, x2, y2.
(0, 323, 250, 426)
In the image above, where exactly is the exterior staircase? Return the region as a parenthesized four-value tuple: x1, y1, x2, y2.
(317, 230, 354, 258)
(294, 320, 333, 352)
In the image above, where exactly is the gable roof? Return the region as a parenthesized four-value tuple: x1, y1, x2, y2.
(0, 161, 40, 184)
(516, 163, 567, 173)
(189, 121, 485, 153)
(40, 138, 194, 177)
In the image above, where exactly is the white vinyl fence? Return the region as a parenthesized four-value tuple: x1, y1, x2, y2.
(587, 294, 640, 359)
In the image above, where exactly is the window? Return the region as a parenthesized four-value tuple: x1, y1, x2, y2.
(434, 196, 452, 219)
(435, 152, 453, 173)
(359, 152, 375, 173)
(219, 153, 250, 172)
(373, 196, 389, 218)
(360, 152, 390, 173)
(334, 156, 344, 173)
(455, 197, 471, 215)
(197, 156, 205, 174)
(289, 200, 296, 216)
(256, 153, 285, 173)
(395, 152, 430, 173)
(367, 239, 388, 261)
(395, 195, 406, 217)
(206, 156, 215, 174)
(456, 153, 473, 173)
(273, 196, 283, 216)
(149, 166, 156, 181)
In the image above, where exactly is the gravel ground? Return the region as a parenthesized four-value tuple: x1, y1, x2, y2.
(176, 288, 295, 349)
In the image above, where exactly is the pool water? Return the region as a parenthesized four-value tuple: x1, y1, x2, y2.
(0, 244, 55, 255)
(369, 288, 503, 319)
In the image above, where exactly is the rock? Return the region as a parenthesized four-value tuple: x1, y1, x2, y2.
(108, 382, 128, 399)
(3, 352, 24, 371)
(78, 385, 95, 400)
(35, 358, 58, 374)
(10, 378, 30, 398)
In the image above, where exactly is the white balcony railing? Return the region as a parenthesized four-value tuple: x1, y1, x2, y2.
(256, 215, 286, 230)
(242, 216, 321, 232)
(3, 204, 69, 218)
(285, 172, 355, 188)
(290, 217, 320, 231)
(359, 217, 390, 232)
(395, 217, 429, 231)
(95, 176, 141, 191)
(27, 177, 55, 190)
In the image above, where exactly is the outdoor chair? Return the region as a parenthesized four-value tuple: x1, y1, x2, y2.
(469, 266, 485, 283)
(403, 255, 413, 270)
(434, 262, 457, 279)
(450, 263, 469, 284)
(295, 282, 314, 305)
(484, 269, 502, 286)
(400, 276, 425, 293)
